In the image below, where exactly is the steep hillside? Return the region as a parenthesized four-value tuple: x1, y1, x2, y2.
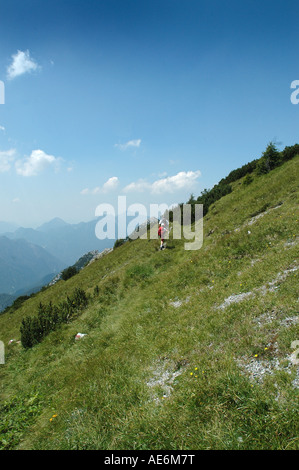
(0, 156, 298, 450)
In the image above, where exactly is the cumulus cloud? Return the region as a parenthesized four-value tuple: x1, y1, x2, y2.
(123, 170, 201, 194)
(102, 176, 119, 192)
(151, 171, 201, 194)
(123, 179, 151, 193)
(115, 139, 141, 151)
(7, 50, 40, 80)
(15, 149, 60, 176)
(0, 149, 16, 173)
(80, 188, 90, 195)
(81, 176, 119, 195)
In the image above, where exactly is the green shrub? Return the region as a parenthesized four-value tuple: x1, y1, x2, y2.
(20, 288, 89, 348)
(280, 143, 299, 162)
(61, 265, 78, 281)
(114, 238, 127, 249)
(219, 159, 258, 185)
(243, 174, 254, 185)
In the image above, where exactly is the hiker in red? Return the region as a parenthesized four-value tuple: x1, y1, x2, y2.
(158, 223, 167, 250)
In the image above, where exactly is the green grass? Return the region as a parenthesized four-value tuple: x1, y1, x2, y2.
(0, 156, 298, 450)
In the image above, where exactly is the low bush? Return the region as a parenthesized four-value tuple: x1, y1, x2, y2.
(61, 266, 78, 281)
(20, 287, 88, 349)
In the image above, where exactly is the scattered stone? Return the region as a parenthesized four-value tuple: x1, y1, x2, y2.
(169, 296, 190, 308)
(237, 313, 299, 389)
(237, 356, 282, 383)
(237, 352, 298, 388)
(218, 291, 253, 310)
(146, 358, 188, 403)
(284, 237, 299, 248)
(280, 316, 299, 328)
(217, 264, 298, 310)
(234, 203, 283, 232)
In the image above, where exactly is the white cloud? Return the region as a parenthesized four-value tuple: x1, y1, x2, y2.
(123, 170, 201, 194)
(7, 50, 40, 80)
(151, 171, 201, 194)
(15, 149, 60, 176)
(102, 176, 119, 192)
(115, 139, 141, 151)
(0, 149, 16, 173)
(81, 176, 119, 195)
(12, 197, 20, 203)
(0, 126, 5, 132)
(80, 188, 90, 195)
(123, 179, 151, 193)
(91, 187, 100, 195)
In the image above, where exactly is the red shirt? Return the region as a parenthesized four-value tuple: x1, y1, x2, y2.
(158, 226, 166, 239)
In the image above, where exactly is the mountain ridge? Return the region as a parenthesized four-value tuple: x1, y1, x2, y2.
(36, 217, 70, 232)
(4, 218, 114, 266)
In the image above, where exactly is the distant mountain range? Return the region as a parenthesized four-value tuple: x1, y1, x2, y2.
(2, 217, 114, 266)
(0, 217, 115, 310)
(0, 221, 20, 233)
(0, 236, 64, 295)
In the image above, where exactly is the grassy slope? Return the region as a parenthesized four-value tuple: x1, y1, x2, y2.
(0, 157, 298, 450)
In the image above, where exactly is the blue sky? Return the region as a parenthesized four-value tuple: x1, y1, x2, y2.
(0, 0, 298, 227)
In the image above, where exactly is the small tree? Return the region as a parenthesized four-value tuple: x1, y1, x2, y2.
(281, 143, 299, 162)
(20, 317, 35, 349)
(256, 142, 281, 174)
(114, 238, 126, 249)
